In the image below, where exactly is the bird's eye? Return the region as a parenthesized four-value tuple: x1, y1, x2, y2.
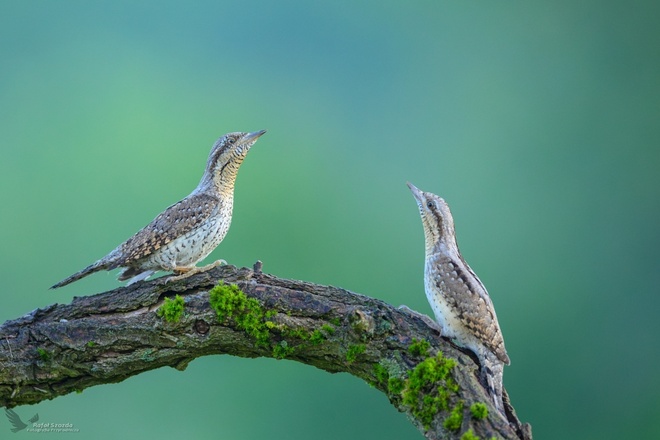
(426, 201, 434, 209)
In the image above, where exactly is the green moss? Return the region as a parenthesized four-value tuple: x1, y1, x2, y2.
(373, 363, 389, 385)
(443, 400, 464, 431)
(346, 344, 366, 363)
(371, 359, 408, 395)
(329, 317, 341, 326)
(281, 327, 304, 340)
(86, 341, 96, 348)
(309, 323, 335, 345)
(36, 347, 51, 362)
(310, 329, 324, 345)
(460, 428, 480, 440)
(209, 282, 272, 346)
(388, 377, 405, 395)
(157, 295, 185, 323)
(272, 341, 295, 359)
(408, 338, 431, 357)
(210, 282, 247, 321)
(402, 351, 459, 428)
(274, 322, 334, 356)
(373, 362, 405, 394)
(209, 281, 334, 356)
(470, 402, 488, 420)
(321, 324, 335, 335)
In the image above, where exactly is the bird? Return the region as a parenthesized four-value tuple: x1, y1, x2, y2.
(5, 409, 38, 433)
(51, 130, 266, 289)
(407, 182, 510, 414)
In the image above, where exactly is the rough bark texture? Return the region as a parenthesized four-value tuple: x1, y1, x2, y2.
(0, 264, 531, 440)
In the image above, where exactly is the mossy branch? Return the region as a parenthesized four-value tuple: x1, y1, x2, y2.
(0, 265, 531, 440)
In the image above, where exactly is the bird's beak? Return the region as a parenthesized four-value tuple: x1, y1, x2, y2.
(242, 130, 267, 143)
(407, 182, 424, 204)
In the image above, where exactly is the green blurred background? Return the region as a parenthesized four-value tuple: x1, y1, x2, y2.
(2, 1, 659, 439)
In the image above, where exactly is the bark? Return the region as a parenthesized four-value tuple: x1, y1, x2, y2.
(0, 264, 531, 440)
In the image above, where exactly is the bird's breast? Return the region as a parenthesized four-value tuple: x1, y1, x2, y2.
(424, 273, 463, 340)
(148, 205, 232, 269)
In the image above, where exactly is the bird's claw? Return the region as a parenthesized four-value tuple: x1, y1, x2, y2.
(165, 260, 226, 283)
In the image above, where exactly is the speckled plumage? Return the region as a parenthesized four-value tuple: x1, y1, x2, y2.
(51, 130, 265, 289)
(408, 182, 509, 414)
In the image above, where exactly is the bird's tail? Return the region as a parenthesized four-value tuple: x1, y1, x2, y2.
(482, 354, 505, 415)
(50, 260, 109, 289)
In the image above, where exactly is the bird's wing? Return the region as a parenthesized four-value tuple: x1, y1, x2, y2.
(29, 414, 39, 423)
(4, 409, 26, 432)
(115, 193, 219, 265)
(433, 255, 510, 365)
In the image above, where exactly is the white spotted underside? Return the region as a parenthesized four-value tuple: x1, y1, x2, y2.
(145, 201, 232, 270)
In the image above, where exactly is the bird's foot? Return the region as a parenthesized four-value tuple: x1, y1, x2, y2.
(165, 267, 198, 283)
(197, 259, 226, 273)
(210, 259, 227, 267)
(398, 305, 442, 334)
(165, 261, 226, 283)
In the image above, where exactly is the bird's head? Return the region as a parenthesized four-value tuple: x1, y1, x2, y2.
(202, 130, 266, 190)
(407, 182, 457, 256)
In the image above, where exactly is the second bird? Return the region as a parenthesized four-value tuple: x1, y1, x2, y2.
(408, 182, 510, 414)
(51, 130, 266, 289)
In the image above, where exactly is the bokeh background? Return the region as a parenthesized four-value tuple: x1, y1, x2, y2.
(2, 1, 659, 439)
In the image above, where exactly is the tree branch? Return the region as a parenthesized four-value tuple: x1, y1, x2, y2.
(0, 264, 531, 440)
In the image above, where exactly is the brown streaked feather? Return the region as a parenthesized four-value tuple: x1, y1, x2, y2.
(432, 255, 509, 365)
(115, 193, 219, 265)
